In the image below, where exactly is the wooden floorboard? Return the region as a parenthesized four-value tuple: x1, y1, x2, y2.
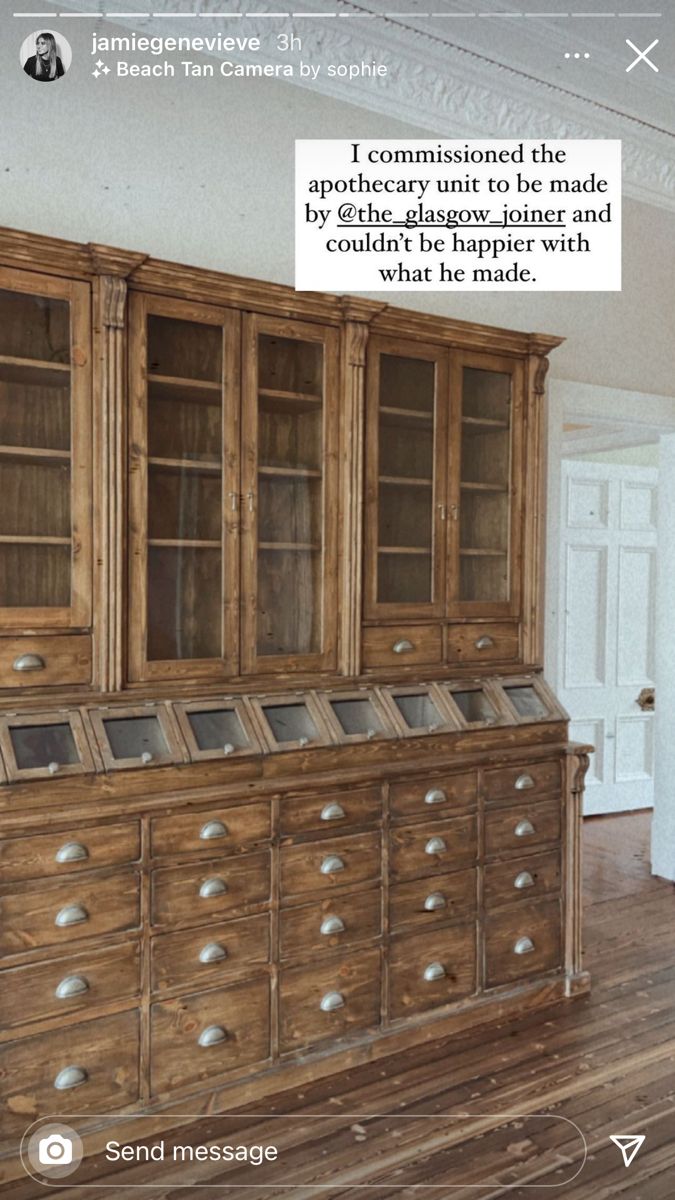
(7, 811, 675, 1199)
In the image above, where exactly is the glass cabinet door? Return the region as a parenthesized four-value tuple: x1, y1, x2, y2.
(0, 269, 91, 628)
(449, 353, 523, 615)
(128, 294, 240, 681)
(364, 338, 448, 618)
(241, 315, 339, 674)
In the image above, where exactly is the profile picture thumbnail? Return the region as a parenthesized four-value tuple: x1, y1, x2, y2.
(20, 30, 72, 82)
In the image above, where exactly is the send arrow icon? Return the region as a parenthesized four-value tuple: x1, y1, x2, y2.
(610, 1134, 645, 1167)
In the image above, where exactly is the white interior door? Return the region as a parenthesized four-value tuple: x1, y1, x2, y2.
(558, 461, 657, 815)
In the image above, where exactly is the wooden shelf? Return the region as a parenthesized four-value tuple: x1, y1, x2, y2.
(0, 356, 70, 388)
(459, 548, 508, 557)
(0, 444, 70, 464)
(259, 465, 321, 479)
(378, 546, 432, 556)
(147, 374, 222, 404)
(0, 534, 71, 545)
(148, 456, 221, 475)
(460, 481, 508, 493)
(259, 542, 320, 552)
(148, 539, 221, 549)
(258, 389, 322, 415)
(379, 475, 433, 488)
(462, 417, 509, 430)
(380, 406, 433, 424)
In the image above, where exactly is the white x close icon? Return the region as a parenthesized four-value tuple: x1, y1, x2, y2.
(625, 38, 659, 73)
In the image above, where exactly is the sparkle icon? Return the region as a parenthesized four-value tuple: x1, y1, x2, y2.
(609, 1134, 645, 1168)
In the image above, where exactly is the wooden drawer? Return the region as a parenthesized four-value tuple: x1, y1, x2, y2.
(151, 914, 270, 994)
(447, 622, 520, 666)
(280, 786, 381, 836)
(0, 941, 140, 1029)
(390, 869, 476, 932)
(151, 801, 271, 859)
(152, 852, 270, 928)
(280, 832, 380, 902)
(151, 976, 270, 1095)
(485, 899, 562, 987)
(389, 772, 476, 822)
(484, 799, 561, 859)
(362, 625, 442, 669)
(0, 821, 140, 884)
(0, 869, 140, 957)
(484, 851, 561, 909)
(279, 947, 380, 1053)
(0, 634, 92, 689)
(483, 759, 561, 804)
(0, 1010, 139, 1130)
(389, 815, 477, 881)
(280, 889, 381, 961)
(389, 925, 476, 1020)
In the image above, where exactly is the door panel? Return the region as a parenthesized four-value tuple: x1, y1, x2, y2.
(128, 293, 240, 681)
(240, 315, 339, 674)
(558, 462, 657, 814)
(364, 337, 448, 620)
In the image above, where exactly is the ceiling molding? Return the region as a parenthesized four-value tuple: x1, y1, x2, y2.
(58, 0, 675, 212)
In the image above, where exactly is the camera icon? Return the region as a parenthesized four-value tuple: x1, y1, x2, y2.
(38, 1133, 73, 1167)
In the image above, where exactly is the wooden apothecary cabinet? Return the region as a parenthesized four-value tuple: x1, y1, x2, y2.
(0, 227, 590, 1173)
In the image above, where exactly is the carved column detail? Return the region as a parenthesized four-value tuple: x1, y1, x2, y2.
(340, 318, 370, 676)
(89, 245, 147, 691)
(564, 745, 592, 992)
(521, 349, 553, 668)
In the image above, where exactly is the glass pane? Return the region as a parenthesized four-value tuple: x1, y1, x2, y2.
(187, 708, 250, 752)
(377, 355, 435, 606)
(145, 315, 224, 662)
(262, 703, 319, 745)
(394, 692, 443, 729)
(102, 715, 169, 761)
(10, 723, 78, 770)
(330, 698, 383, 737)
(504, 685, 550, 720)
(452, 689, 498, 724)
(0, 289, 72, 609)
(460, 368, 511, 603)
(256, 334, 324, 658)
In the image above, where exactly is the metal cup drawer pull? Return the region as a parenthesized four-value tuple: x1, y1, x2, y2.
(514, 819, 536, 838)
(199, 820, 229, 840)
(55, 975, 90, 999)
(320, 991, 345, 1013)
(12, 652, 46, 672)
(55, 903, 89, 928)
(514, 936, 535, 956)
(321, 802, 345, 822)
(425, 836, 447, 855)
(393, 639, 414, 654)
(515, 773, 535, 790)
(425, 788, 447, 806)
(198, 1025, 228, 1047)
(474, 636, 494, 650)
(424, 892, 447, 912)
(514, 871, 535, 890)
(423, 961, 447, 982)
(320, 915, 346, 936)
(54, 1066, 88, 1090)
(199, 877, 228, 898)
(55, 841, 89, 864)
(199, 942, 228, 964)
(320, 855, 345, 874)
